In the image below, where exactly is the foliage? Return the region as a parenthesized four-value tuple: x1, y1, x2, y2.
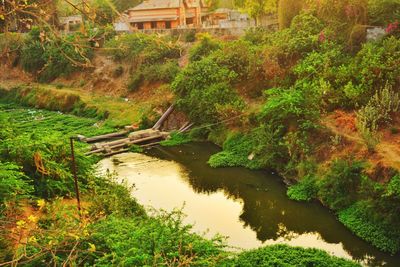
(368, 0, 400, 26)
(356, 83, 400, 131)
(260, 86, 320, 127)
(89, 173, 145, 218)
(386, 173, 400, 197)
(21, 28, 93, 82)
(287, 175, 318, 202)
(1, 86, 108, 119)
(318, 159, 365, 210)
(0, 161, 32, 208)
(278, 0, 305, 29)
(82, 211, 228, 266)
(189, 33, 221, 62)
(105, 33, 181, 64)
(228, 244, 361, 266)
(338, 201, 400, 254)
(350, 37, 400, 96)
(160, 132, 192, 146)
(172, 57, 242, 124)
(235, 0, 278, 24)
(0, 104, 113, 199)
(208, 133, 264, 169)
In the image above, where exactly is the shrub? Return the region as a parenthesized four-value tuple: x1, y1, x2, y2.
(160, 132, 192, 146)
(89, 173, 145, 218)
(105, 33, 180, 64)
(230, 244, 360, 266)
(356, 83, 400, 150)
(172, 57, 241, 124)
(184, 29, 196, 42)
(188, 33, 221, 62)
(287, 175, 318, 202)
(21, 29, 93, 82)
(208, 133, 264, 170)
(140, 60, 180, 83)
(318, 159, 365, 210)
(82, 211, 228, 266)
(339, 201, 400, 254)
(213, 40, 263, 82)
(357, 83, 400, 130)
(0, 162, 32, 208)
(368, 0, 400, 26)
(127, 72, 144, 92)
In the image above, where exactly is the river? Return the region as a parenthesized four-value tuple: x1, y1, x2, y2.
(97, 142, 400, 267)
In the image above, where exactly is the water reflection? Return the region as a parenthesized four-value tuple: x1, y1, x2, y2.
(97, 142, 400, 267)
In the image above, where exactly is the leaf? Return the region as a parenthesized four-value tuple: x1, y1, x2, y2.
(28, 215, 38, 223)
(88, 243, 96, 252)
(37, 199, 46, 210)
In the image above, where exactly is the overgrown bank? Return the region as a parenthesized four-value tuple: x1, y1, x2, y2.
(0, 103, 361, 266)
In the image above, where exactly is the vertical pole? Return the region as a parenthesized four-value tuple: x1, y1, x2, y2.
(70, 137, 81, 213)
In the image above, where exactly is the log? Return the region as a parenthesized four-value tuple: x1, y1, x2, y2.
(84, 130, 130, 143)
(85, 134, 164, 156)
(178, 122, 190, 132)
(152, 105, 174, 130)
(179, 123, 194, 133)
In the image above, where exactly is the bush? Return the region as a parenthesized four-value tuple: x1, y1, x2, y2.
(21, 28, 93, 82)
(188, 33, 221, 62)
(105, 33, 181, 64)
(287, 175, 318, 202)
(160, 132, 192, 146)
(127, 72, 144, 92)
(356, 83, 400, 131)
(318, 159, 365, 210)
(82, 211, 228, 266)
(140, 60, 180, 83)
(338, 201, 400, 254)
(208, 133, 262, 169)
(172, 57, 242, 124)
(0, 162, 32, 208)
(184, 30, 196, 42)
(229, 244, 360, 266)
(368, 0, 400, 26)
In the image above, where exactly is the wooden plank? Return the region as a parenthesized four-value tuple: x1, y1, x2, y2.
(84, 130, 130, 143)
(152, 105, 174, 130)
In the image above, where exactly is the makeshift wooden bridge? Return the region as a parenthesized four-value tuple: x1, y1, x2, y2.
(79, 105, 192, 156)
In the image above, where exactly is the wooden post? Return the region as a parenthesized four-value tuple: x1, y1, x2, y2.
(70, 137, 81, 214)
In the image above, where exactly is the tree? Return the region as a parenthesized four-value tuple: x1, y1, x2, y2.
(235, 0, 278, 25)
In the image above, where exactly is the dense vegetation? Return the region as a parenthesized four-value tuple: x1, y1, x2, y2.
(167, 1, 400, 255)
(0, 104, 360, 266)
(1, 0, 400, 264)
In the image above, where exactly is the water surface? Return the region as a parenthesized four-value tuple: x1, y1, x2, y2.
(97, 142, 400, 267)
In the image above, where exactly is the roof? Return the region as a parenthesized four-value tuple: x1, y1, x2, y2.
(128, 0, 181, 11)
(128, 0, 207, 11)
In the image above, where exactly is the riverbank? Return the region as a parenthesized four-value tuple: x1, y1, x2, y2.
(1, 78, 400, 260)
(0, 103, 362, 266)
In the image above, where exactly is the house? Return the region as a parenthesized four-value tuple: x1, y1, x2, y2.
(59, 15, 83, 32)
(204, 8, 255, 28)
(126, 0, 209, 30)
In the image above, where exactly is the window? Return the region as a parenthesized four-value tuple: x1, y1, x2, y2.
(151, 21, 157, 29)
(137, 22, 144, 30)
(186, 18, 194, 25)
(166, 21, 171, 29)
